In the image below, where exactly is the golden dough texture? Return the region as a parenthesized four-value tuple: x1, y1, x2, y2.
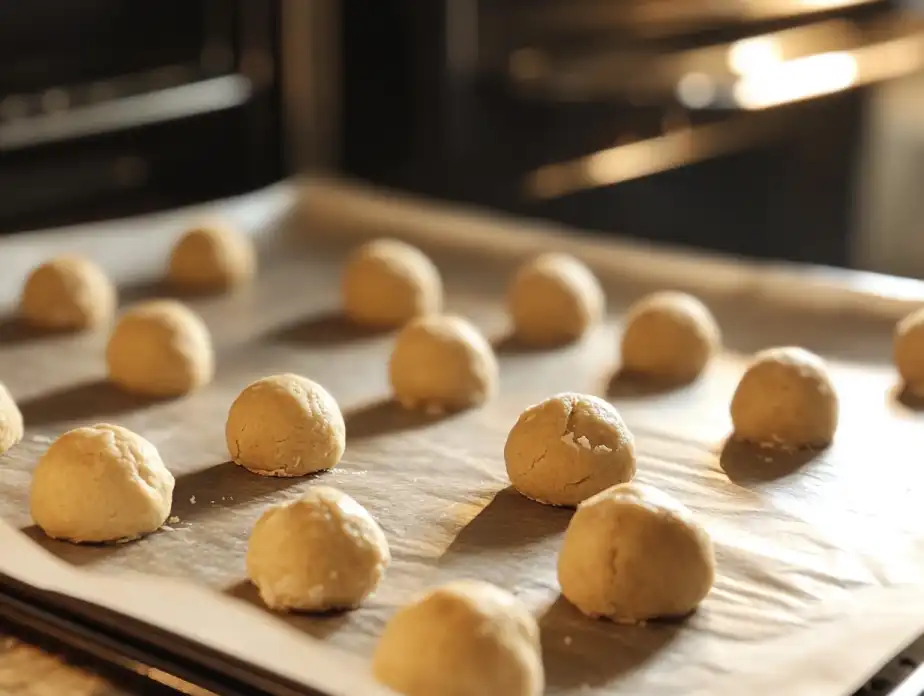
(389, 315, 498, 412)
(507, 253, 604, 346)
(372, 579, 544, 696)
(620, 291, 720, 383)
(29, 424, 175, 543)
(20, 255, 116, 330)
(894, 307, 924, 395)
(0, 382, 23, 456)
(247, 486, 390, 612)
(558, 482, 715, 623)
(106, 300, 214, 397)
(730, 346, 838, 448)
(342, 239, 442, 329)
(226, 373, 345, 477)
(504, 393, 636, 507)
(168, 221, 256, 293)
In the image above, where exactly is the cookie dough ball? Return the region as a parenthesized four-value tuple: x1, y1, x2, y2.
(106, 300, 214, 397)
(342, 239, 443, 329)
(894, 308, 924, 396)
(507, 253, 604, 347)
(0, 382, 23, 456)
(30, 424, 175, 543)
(620, 291, 720, 383)
(390, 315, 498, 412)
(558, 482, 715, 623)
(505, 393, 636, 507)
(226, 373, 345, 477)
(373, 580, 544, 696)
(168, 220, 256, 293)
(247, 486, 390, 612)
(20, 256, 116, 331)
(730, 346, 838, 448)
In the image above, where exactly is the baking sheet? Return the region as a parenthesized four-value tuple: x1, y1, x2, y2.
(1, 180, 924, 696)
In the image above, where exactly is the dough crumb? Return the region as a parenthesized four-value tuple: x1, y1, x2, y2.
(168, 516, 180, 524)
(190, 496, 196, 504)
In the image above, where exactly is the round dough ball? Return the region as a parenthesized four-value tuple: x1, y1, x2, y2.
(620, 291, 720, 383)
(30, 424, 175, 543)
(894, 307, 924, 396)
(106, 300, 214, 397)
(0, 382, 23, 456)
(342, 239, 443, 329)
(247, 486, 390, 612)
(730, 346, 838, 448)
(504, 393, 636, 507)
(507, 253, 604, 346)
(558, 482, 715, 623)
(20, 255, 116, 331)
(390, 315, 498, 412)
(226, 373, 345, 477)
(168, 220, 256, 293)
(373, 579, 544, 696)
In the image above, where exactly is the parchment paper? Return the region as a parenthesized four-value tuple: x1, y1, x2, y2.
(1, 180, 924, 696)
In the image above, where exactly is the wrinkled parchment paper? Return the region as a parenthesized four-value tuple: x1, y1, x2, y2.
(1, 180, 924, 696)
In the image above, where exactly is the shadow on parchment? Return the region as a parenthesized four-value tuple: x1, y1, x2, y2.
(18, 378, 169, 426)
(0, 316, 81, 345)
(606, 368, 692, 399)
(490, 330, 566, 356)
(719, 438, 822, 485)
(540, 595, 681, 689)
(19, 525, 132, 568)
(892, 383, 924, 412)
(266, 311, 385, 347)
(344, 398, 453, 440)
(442, 487, 572, 556)
(171, 461, 316, 521)
(223, 579, 353, 640)
(117, 279, 184, 305)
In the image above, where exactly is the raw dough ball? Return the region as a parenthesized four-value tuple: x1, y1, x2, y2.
(390, 315, 498, 412)
(505, 393, 636, 507)
(730, 346, 838, 448)
(507, 253, 604, 346)
(226, 373, 345, 477)
(620, 291, 720, 383)
(106, 300, 214, 397)
(373, 579, 544, 696)
(30, 424, 175, 543)
(0, 382, 23, 456)
(168, 220, 256, 293)
(342, 239, 442, 329)
(558, 482, 715, 623)
(20, 256, 116, 330)
(247, 486, 390, 612)
(894, 307, 924, 396)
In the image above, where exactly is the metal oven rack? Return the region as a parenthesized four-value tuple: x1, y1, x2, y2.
(862, 636, 924, 695)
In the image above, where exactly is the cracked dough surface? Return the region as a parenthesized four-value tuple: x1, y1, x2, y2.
(620, 291, 720, 383)
(106, 300, 215, 397)
(247, 486, 390, 612)
(20, 255, 116, 331)
(29, 424, 175, 544)
(372, 579, 544, 696)
(0, 382, 23, 456)
(504, 392, 636, 507)
(168, 220, 256, 293)
(730, 346, 838, 449)
(894, 307, 924, 396)
(342, 239, 443, 329)
(558, 482, 715, 623)
(389, 314, 498, 412)
(506, 253, 604, 346)
(226, 373, 345, 477)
